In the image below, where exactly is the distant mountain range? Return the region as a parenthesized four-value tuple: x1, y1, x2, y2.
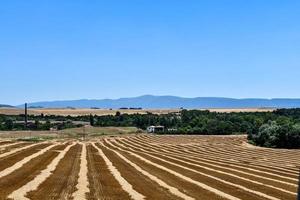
(14, 95, 300, 109)
(0, 104, 14, 108)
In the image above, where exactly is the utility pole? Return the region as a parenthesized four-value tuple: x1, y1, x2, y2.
(24, 103, 28, 129)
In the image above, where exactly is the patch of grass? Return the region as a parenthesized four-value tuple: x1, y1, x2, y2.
(60, 126, 142, 137)
(89, 132, 105, 137)
(17, 136, 56, 142)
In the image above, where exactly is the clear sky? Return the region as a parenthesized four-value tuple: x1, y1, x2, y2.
(1, 0, 300, 105)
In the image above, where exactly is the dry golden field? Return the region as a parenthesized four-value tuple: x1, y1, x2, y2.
(0, 126, 140, 139)
(0, 134, 299, 200)
(0, 108, 178, 116)
(0, 107, 274, 116)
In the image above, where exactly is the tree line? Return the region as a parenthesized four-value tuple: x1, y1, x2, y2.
(1, 108, 300, 148)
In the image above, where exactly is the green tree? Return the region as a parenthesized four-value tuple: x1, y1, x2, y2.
(286, 124, 300, 148)
(89, 114, 94, 126)
(4, 118, 14, 130)
(250, 121, 280, 147)
(43, 120, 51, 130)
(34, 120, 40, 130)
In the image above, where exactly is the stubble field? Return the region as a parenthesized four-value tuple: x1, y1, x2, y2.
(0, 134, 299, 200)
(0, 107, 274, 116)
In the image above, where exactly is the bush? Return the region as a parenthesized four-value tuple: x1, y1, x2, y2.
(248, 121, 300, 148)
(4, 118, 14, 130)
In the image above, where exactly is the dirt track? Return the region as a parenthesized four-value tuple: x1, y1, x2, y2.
(0, 135, 299, 200)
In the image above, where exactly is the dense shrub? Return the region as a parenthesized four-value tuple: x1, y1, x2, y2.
(248, 121, 300, 148)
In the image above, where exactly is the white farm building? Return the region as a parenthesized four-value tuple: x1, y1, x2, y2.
(147, 125, 165, 133)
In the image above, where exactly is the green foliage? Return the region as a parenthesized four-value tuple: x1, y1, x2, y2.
(4, 118, 14, 130)
(0, 114, 81, 131)
(42, 120, 51, 130)
(1, 108, 300, 148)
(89, 114, 94, 126)
(248, 121, 300, 148)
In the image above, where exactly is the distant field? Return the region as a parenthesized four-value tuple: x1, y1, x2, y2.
(0, 107, 274, 116)
(0, 126, 140, 139)
(0, 134, 298, 199)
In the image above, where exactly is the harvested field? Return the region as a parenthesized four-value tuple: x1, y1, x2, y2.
(0, 107, 274, 116)
(0, 135, 299, 200)
(0, 108, 179, 116)
(0, 126, 139, 139)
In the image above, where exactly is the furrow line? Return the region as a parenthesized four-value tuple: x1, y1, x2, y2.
(114, 140, 288, 200)
(91, 143, 145, 200)
(99, 141, 195, 200)
(8, 142, 76, 200)
(0, 142, 25, 149)
(125, 138, 299, 182)
(117, 139, 297, 195)
(0, 142, 46, 159)
(0, 143, 58, 178)
(129, 137, 300, 175)
(104, 139, 241, 200)
(72, 143, 90, 200)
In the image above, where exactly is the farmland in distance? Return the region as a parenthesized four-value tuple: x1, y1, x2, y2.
(0, 107, 274, 116)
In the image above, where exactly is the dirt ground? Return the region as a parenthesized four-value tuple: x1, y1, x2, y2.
(0, 135, 299, 200)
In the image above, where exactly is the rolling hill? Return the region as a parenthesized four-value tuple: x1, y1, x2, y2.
(0, 104, 14, 108)
(16, 95, 300, 109)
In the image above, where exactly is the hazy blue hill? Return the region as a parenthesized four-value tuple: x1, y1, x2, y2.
(16, 95, 300, 109)
(0, 104, 14, 108)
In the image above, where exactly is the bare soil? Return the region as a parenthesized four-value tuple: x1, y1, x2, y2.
(0, 135, 299, 200)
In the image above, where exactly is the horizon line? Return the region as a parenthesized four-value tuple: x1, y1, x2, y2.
(2, 95, 300, 107)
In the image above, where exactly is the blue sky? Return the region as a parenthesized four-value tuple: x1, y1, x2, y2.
(1, 0, 300, 105)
